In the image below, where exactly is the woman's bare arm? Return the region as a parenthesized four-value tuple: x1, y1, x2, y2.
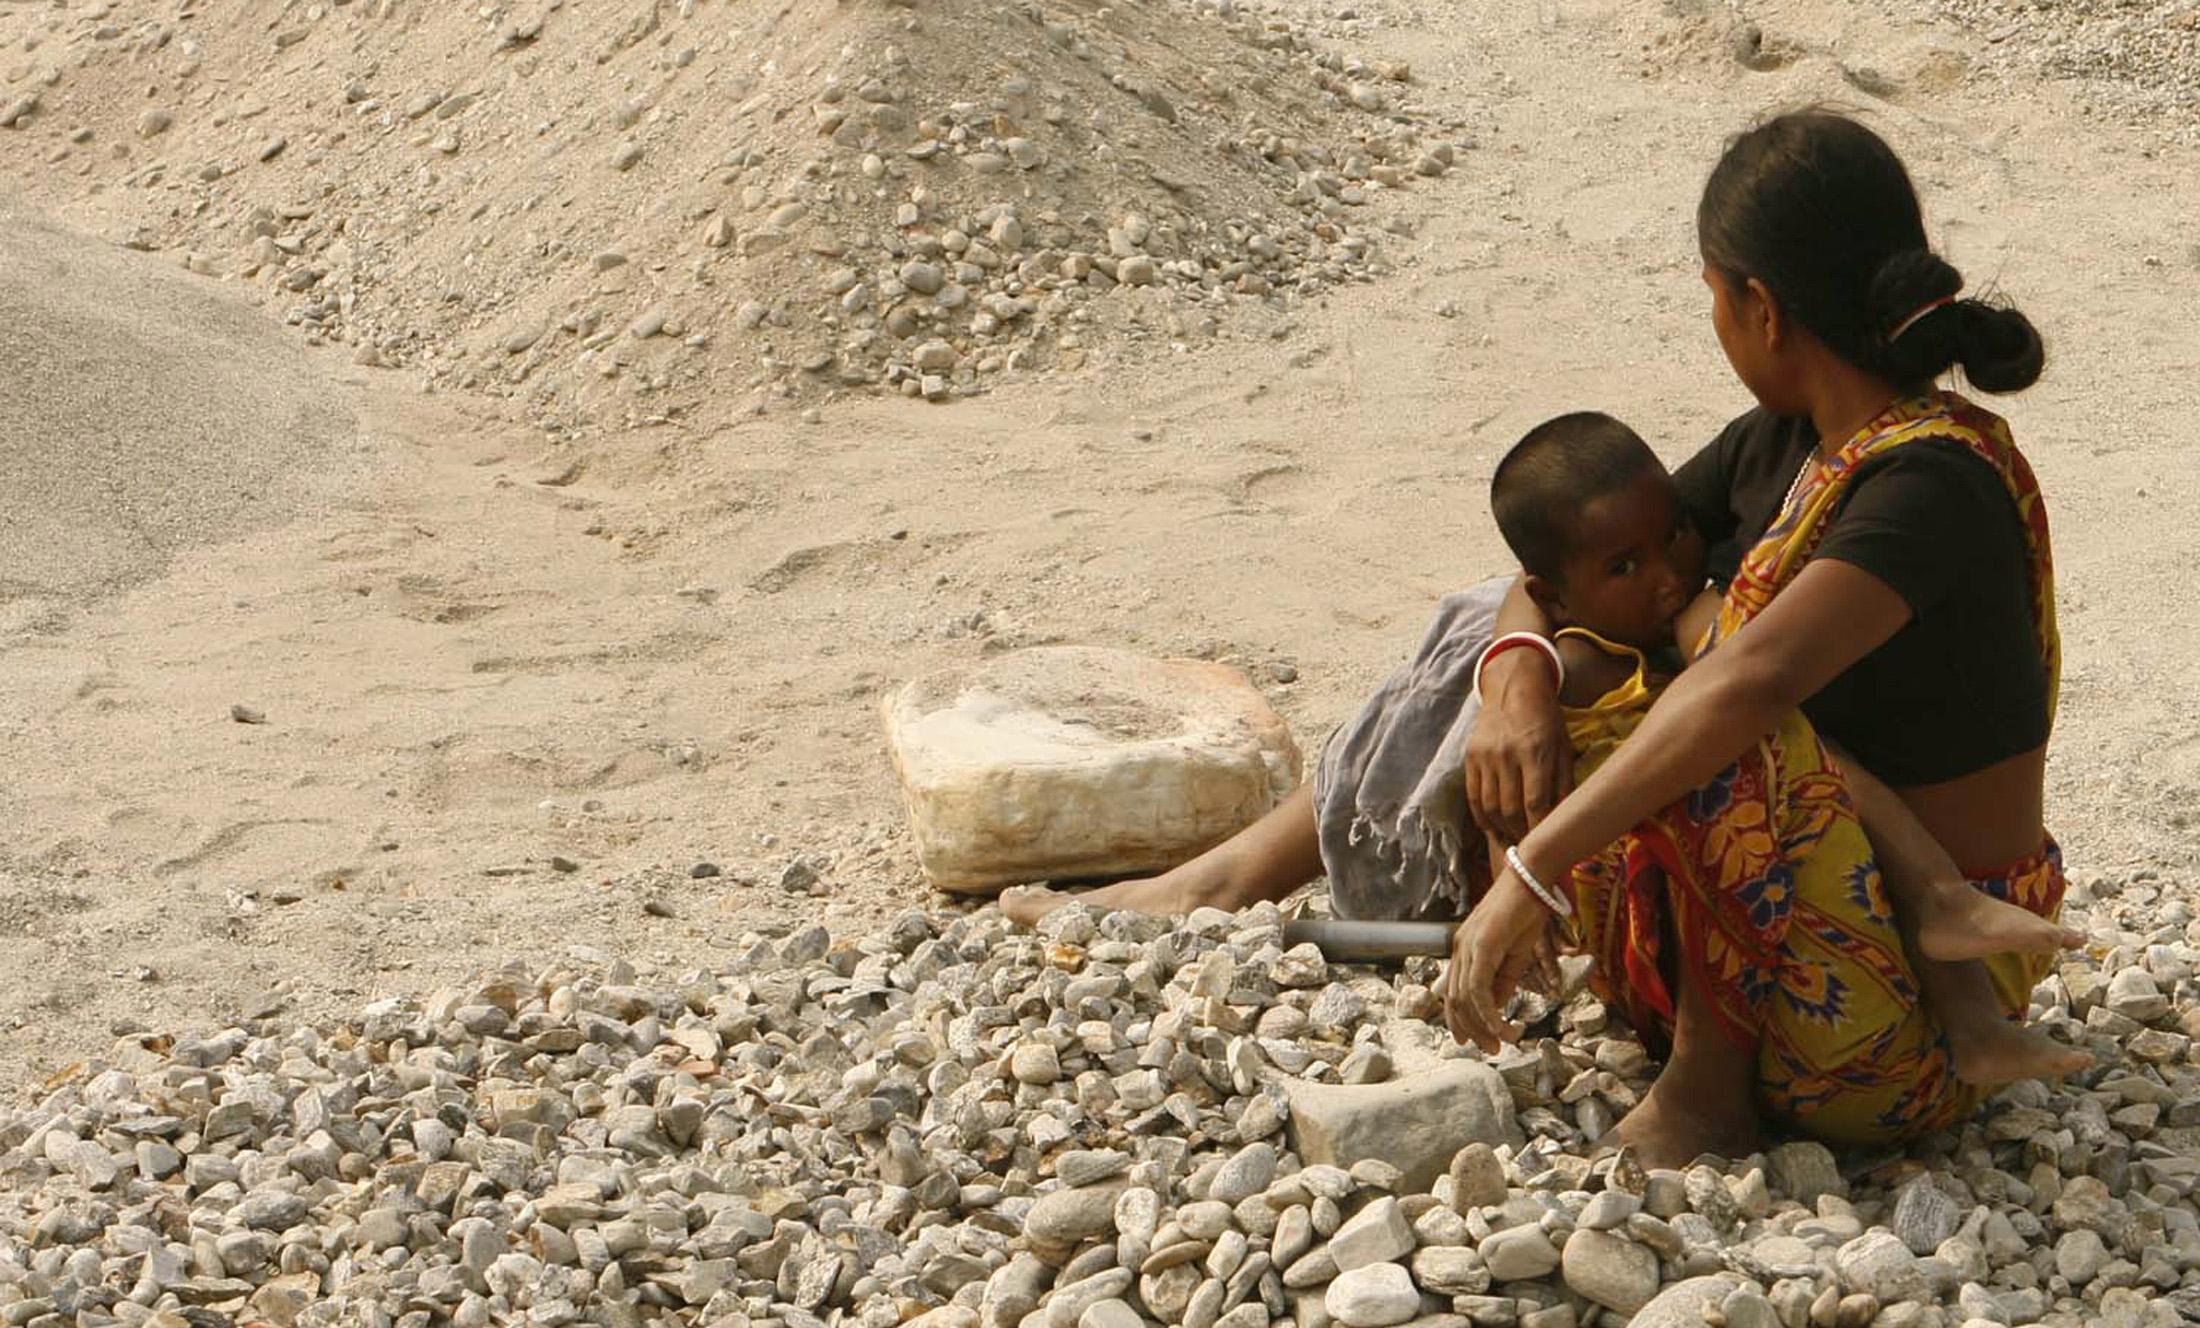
(1509, 560, 1913, 880)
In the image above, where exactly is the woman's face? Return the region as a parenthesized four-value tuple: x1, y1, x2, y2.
(1703, 264, 1795, 413)
(1704, 264, 1758, 384)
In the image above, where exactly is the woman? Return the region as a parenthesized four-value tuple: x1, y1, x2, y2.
(1005, 111, 2077, 1164)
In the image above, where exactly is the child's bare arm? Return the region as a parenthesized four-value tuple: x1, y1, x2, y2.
(1553, 635, 1636, 707)
(1675, 587, 1723, 658)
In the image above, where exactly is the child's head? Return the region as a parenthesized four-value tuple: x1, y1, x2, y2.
(1492, 412, 1706, 648)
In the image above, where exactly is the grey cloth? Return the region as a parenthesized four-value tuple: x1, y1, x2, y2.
(1313, 576, 1510, 922)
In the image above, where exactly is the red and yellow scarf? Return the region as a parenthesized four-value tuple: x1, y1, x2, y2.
(1703, 390, 2059, 718)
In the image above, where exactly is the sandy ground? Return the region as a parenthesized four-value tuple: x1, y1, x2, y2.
(0, 203, 365, 621)
(3, 0, 2198, 1095)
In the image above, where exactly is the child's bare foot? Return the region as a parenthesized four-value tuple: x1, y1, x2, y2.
(1000, 783, 1322, 930)
(999, 875, 1184, 927)
(1949, 1017, 2092, 1089)
(1603, 1073, 1760, 1171)
(999, 849, 1270, 928)
(1913, 879, 2084, 962)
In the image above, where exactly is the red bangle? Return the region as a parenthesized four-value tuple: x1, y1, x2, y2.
(1473, 633, 1562, 703)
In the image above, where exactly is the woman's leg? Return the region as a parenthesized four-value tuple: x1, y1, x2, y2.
(1609, 956, 1762, 1169)
(1586, 713, 1944, 1153)
(1001, 782, 1324, 925)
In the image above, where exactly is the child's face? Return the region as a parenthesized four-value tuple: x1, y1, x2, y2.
(1538, 467, 1706, 649)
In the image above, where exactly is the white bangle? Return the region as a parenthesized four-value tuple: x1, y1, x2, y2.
(1505, 844, 1572, 918)
(1471, 632, 1566, 706)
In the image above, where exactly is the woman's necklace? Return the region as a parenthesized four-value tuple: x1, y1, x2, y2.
(1778, 451, 1817, 516)
(1785, 393, 1941, 517)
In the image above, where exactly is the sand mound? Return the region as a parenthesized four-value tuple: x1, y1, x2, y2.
(0, 203, 357, 617)
(0, 0, 1466, 430)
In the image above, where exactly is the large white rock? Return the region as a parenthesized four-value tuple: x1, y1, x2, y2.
(883, 647, 1301, 894)
(1284, 1061, 1522, 1193)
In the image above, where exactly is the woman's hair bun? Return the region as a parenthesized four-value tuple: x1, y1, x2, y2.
(1868, 249, 1963, 336)
(1948, 301, 2046, 394)
(1871, 247, 2044, 394)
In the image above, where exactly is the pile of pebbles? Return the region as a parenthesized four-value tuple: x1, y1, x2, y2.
(1929, 0, 2200, 140)
(0, 0, 1473, 425)
(5, 875, 2200, 1328)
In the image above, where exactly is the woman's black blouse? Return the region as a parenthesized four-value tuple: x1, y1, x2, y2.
(1672, 407, 2052, 787)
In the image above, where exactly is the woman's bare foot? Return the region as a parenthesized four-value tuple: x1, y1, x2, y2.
(1913, 880, 2084, 962)
(1949, 1016, 2092, 1089)
(1605, 1075, 1760, 1171)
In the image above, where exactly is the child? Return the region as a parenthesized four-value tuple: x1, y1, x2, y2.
(1487, 411, 1712, 705)
(1478, 411, 2083, 1085)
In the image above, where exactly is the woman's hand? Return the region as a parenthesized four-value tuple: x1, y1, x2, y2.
(1465, 649, 1573, 844)
(1442, 866, 1556, 1052)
